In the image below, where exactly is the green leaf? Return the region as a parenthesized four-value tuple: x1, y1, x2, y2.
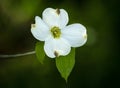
(35, 42, 45, 64)
(55, 48, 75, 82)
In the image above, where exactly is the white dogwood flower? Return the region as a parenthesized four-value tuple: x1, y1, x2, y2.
(31, 8, 87, 58)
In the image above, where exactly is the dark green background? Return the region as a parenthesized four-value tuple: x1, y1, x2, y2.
(0, 0, 120, 88)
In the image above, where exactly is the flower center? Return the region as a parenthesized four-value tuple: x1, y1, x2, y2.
(50, 26, 61, 39)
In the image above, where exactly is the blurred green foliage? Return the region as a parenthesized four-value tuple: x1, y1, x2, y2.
(0, 0, 120, 88)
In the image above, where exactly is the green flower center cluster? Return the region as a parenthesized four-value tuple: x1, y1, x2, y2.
(51, 26, 61, 39)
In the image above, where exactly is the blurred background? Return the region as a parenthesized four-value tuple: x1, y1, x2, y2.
(0, 0, 120, 88)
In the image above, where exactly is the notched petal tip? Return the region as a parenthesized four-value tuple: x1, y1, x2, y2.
(56, 8, 60, 15)
(54, 51, 60, 57)
(31, 24, 36, 28)
(83, 34, 87, 39)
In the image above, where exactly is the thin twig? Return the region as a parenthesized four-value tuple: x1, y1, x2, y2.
(0, 51, 36, 58)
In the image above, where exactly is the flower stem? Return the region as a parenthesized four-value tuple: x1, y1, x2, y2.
(0, 51, 36, 58)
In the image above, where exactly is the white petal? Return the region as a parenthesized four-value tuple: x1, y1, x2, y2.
(31, 16, 50, 41)
(44, 37, 71, 58)
(42, 8, 69, 29)
(62, 23, 87, 47)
